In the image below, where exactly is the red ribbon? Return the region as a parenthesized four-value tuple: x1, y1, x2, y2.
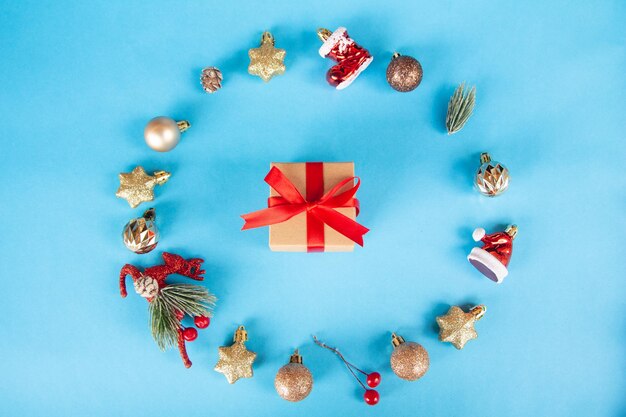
(241, 163, 369, 252)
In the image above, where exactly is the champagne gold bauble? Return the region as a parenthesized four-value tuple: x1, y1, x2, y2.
(122, 208, 159, 254)
(475, 153, 510, 196)
(386, 53, 423, 92)
(389, 333, 429, 381)
(274, 350, 313, 402)
(144, 116, 190, 152)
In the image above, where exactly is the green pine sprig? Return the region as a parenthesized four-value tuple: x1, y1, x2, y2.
(446, 83, 476, 135)
(149, 284, 217, 351)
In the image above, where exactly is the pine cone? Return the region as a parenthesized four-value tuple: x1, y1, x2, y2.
(200, 67, 223, 93)
(134, 275, 159, 298)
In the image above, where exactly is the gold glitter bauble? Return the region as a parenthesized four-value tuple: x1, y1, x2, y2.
(274, 350, 313, 402)
(214, 326, 257, 384)
(475, 153, 510, 196)
(248, 31, 286, 82)
(116, 166, 170, 208)
(437, 305, 486, 349)
(386, 53, 423, 92)
(390, 333, 429, 381)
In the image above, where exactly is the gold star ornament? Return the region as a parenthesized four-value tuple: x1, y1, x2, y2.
(115, 166, 170, 208)
(214, 325, 257, 384)
(248, 31, 286, 82)
(436, 305, 486, 349)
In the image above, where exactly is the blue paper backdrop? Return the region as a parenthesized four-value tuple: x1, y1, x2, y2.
(1, 1, 625, 416)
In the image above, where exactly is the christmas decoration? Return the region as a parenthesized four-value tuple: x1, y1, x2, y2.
(475, 153, 510, 196)
(241, 163, 369, 252)
(119, 252, 216, 368)
(386, 53, 423, 92)
(214, 325, 257, 384)
(317, 27, 373, 89)
(389, 333, 429, 381)
(248, 31, 286, 82)
(437, 305, 486, 349)
(116, 166, 170, 208)
(446, 83, 476, 134)
(313, 336, 380, 406)
(274, 350, 314, 402)
(122, 208, 159, 254)
(144, 116, 190, 152)
(200, 67, 223, 93)
(468, 225, 517, 283)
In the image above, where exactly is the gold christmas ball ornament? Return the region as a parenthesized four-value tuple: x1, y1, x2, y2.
(389, 333, 429, 381)
(248, 31, 286, 82)
(144, 116, 190, 152)
(475, 153, 510, 196)
(386, 53, 423, 92)
(116, 166, 170, 208)
(437, 305, 486, 350)
(214, 325, 257, 384)
(200, 67, 223, 93)
(274, 350, 314, 402)
(122, 208, 159, 254)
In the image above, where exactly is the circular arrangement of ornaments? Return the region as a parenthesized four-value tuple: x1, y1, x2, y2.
(111, 24, 520, 407)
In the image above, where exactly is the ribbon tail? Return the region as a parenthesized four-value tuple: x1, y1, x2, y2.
(311, 206, 370, 246)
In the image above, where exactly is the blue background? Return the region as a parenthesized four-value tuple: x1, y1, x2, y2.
(1, 1, 624, 416)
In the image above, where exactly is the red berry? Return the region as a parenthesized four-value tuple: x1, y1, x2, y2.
(194, 315, 210, 329)
(366, 372, 381, 388)
(175, 310, 185, 321)
(182, 327, 198, 341)
(364, 389, 379, 406)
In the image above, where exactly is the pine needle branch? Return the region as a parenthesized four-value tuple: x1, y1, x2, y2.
(149, 284, 217, 351)
(446, 83, 476, 135)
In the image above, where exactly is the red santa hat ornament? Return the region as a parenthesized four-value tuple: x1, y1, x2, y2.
(467, 225, 517, 283)
(317, 27, 373, 89)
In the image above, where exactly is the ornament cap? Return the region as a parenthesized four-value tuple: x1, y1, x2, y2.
(289, 349, 303, 364)
(505, 224, 518, 239)
(470, 305, 487, 320)
(391, 52, 401, 60)
(153, 170, 171, 185)
(233, 325, 248, 343)
(176, 120, 190, 132)
(391, 332, 405, 347)
(317, 28, 332, 42)
(142, 208, 156, 222)
(480, 152, 491, 164)
(261, 31, 275, 46)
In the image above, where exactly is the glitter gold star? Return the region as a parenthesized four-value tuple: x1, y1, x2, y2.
(436, 305, 486, 349)
(248, 31, 286, 82)
(115, 166, 170, 208)
(214, 326, 257, 384)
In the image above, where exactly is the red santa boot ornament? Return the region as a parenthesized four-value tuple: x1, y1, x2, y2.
(317, 27, 373, 89)
(467, 225, 517, 283)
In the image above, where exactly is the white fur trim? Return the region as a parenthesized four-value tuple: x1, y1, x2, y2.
(472, 227, 486, 242)
(319, 27, 347, 57)
(335, 56, 373, 90)
(467, 247, 508, 283)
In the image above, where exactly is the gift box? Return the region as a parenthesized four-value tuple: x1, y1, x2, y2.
(241, 162, 369, 252)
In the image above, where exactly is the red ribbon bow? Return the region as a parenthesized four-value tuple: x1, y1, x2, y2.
(241, 164, 369, 251)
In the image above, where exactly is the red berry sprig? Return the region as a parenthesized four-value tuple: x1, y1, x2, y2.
(313, 336, 381, 405)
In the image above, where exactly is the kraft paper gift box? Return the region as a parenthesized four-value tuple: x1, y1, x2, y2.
(241, 162, 368, 252)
